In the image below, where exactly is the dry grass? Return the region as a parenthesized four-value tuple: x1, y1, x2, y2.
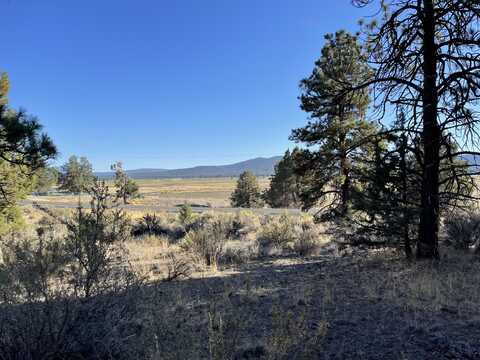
(359, 248, 480, 317)
(27, 177, 270, 209)
(13, 191, 480, 358)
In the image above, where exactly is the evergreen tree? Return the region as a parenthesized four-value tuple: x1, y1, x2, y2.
(0, 160, 37, 235)
(352, 117, 420, 257)
(32, 166, 59, 194)
(264, 149, 301, 208)
(0, 73, 56, 169)
(353, 112, 474, 258)
(0, 72, 57, 234)
(231, 171, 263, 208)
(111, 161, 140, 204)
(352, 0, 480, 258)
(59, 156, 95, 194)
(290, 30, 376, 217)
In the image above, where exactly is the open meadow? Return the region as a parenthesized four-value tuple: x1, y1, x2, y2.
(26, 177, 271, 210)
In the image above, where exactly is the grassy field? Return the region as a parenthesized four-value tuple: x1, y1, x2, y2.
(26, 177, 271, 209)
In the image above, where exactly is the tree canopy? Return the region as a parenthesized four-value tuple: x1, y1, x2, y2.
(111, 161, 140, 204)
(59, 156, 95, 194)
(264, 149, 301, 209)
(349, 0, 480, 258)
(231, 171, 264, 208)
(0, 72, 57, 234)
(291, 30, 377, 217)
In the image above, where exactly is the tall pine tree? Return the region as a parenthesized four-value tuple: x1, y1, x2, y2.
(291, 30, 376, 218)
(263, 149, 301, 208)
(351, 0, 480, 258)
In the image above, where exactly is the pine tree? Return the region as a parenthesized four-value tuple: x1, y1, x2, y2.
(59, 156, 95, 194)
(0, 72, 57, 234)
(231, 171, 263, 208)
(352, 0, 480, 258)
(111, 161, 140, 204)
(290, 30, 376, 217)
(353, 112, 474, 258)
(264, 149, 301, 208)
(33, 166, 59, 194)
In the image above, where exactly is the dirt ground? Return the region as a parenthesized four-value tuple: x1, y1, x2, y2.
(140, 247, 480, 359)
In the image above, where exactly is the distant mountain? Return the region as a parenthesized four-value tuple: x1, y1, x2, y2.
(96, 156, 282, 179)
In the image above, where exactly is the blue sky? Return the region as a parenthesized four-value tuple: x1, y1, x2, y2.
(1, 0, 366, 171)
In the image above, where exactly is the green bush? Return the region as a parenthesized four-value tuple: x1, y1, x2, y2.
(132, 213, 185, 241)
(179, 203, 195, 225)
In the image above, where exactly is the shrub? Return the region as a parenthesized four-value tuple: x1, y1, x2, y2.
(185, 213, 234, 237)
(185, 212, 216, 232)
(293, 227, 323, 257)
(229, 210, 261, 240)
(132, 213, 163, 236)
(65, 181, 134, 298)
(0, 232, 144, 360)
(444, 210, 480, 251)
(220, 241, 258, 265)
(164, 252, 192, 281)
(256, 214, 298, 256)
(0, 180, 146, 359)
(181, 220, 228, 270)
(132, 213, 185, 241)
(178, 203, 195, 225)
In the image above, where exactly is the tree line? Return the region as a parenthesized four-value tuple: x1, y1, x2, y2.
(35, 157, 140, 202)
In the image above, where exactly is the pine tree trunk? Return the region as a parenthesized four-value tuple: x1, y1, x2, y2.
(340, 159, 350, 217)
(400, 134, 412, 259)
(418, 0, 440, 259)
(338, 109, 350, 217)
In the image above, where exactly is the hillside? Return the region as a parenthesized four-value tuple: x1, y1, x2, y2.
(96, 156, 281, 179)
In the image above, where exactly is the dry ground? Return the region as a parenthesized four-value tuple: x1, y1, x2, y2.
(27, 177, 271, 209)
(17, 179, 480, 359)
(135, 246, 480, 359)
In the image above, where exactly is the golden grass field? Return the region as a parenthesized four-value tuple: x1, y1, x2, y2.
(26, 177, 271, 209)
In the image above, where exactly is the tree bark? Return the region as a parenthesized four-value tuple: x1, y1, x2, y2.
(399, 132, 412, 259)
(418, 0, 440, 259)
(339, 127, 350, 217)
(340, 155, 350, 216)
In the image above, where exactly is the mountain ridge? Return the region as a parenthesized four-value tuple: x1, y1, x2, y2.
(95, 156, 282, 179)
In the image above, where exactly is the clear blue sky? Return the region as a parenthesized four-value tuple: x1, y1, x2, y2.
(1, 0, 366, 171)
